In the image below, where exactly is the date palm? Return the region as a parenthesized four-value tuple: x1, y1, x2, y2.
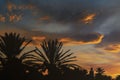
(95, 67, 105, 80)
(25, 39, 80, 80)
(0, 32, 34, 80)
(96, 67, 105, 75)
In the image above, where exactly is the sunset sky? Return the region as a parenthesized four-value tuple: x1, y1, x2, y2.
(0, 0, 120, 78)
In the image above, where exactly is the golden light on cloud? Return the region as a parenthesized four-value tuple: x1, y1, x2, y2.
(30, 34, 103, 46)
(9, 14, 22, 22)
(3, 2, 36, 23)
(75, 50, 120, 78)
(60, 33, 104, 45)
(103, 65, 120, 78)
(82, 13, 96, 24)
(10, 15, 17, 22)
(59, 38, 71, 43)
(31, 36, 46, 47)
(32, 36, 46, 41)
(0, 14, 22, 22)
(104, 44, 120, 52)
(0, 15, 5, 22)
(92, 33, 104, 44)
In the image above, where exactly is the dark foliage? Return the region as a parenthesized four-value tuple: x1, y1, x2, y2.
(0, 32, 119, 80)
(24, 39, 81, 80)
(0, 32, 34, 80)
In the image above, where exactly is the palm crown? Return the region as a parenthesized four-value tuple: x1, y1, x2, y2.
(26, 39, 79, 70)
(0, 32, 32, 67)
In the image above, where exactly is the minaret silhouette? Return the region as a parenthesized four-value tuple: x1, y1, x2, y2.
(88, 68, 94, 80)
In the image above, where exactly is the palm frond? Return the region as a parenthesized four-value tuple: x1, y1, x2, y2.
(35, 47, 49, 63)
(57, 50, 71, 59)
(19, 40, 32, 53)
(0, 32, 32, 58)
(20, 49, 37, 60)
(36, 39, 78, 68)
(59, 52, 74, 60)
(23, 39, 79, 70)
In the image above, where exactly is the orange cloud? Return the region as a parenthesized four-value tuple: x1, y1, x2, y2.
(5, 2, 36, 23)
(0, 15, 5, 22)
(59, 38, 71, 43)
(9, 14, 22, 22)
(21, 36, 46, 47)
(59, 33, 104, 45)
(82, 13, 96, 24)
(32, 36, 46, 41)
(0, 14, 22, 23)
(75, 50, 120, 78)
(98, 63, 120, 78)
(31, 36, 46, 47)
(7, 2, 17, 12)
(7, 2, 35, 12)
(104, 44, 120, 52)
(39, 16, 50, 21)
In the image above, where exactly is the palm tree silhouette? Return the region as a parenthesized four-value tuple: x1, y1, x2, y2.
(95, 67, 105, 80)
(0, 32, 34, 80)
(26, 39, 80, 80)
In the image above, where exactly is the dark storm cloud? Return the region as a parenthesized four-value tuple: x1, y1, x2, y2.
(27, 0, 120, 23)
(59, 32, 103, 45)
(19, 29, 103, 46)
(69, 33, 102, 42)
(94, 9, 120, 52)
(95, 30, 120, 52)
(0, 0, 119, 27)
(0, 0, 120, 46)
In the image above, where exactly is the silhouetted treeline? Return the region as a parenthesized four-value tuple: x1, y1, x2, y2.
(0, 32, 118, 80)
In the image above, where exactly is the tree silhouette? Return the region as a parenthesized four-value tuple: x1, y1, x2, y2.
(26, 39, 80, 80)
(88, 68, 95, 80)
(103, 75, 112, 80)
(95, 67, 107, 80)
(0, 32, 34, 80)
(96, 67, 105, 75)
(115, 75, 120, 80)
(93, 67, 112, 80)
(0, 33, 115, 80)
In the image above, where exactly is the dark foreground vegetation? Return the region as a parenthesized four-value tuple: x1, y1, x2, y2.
(0, 32, 119, 80)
